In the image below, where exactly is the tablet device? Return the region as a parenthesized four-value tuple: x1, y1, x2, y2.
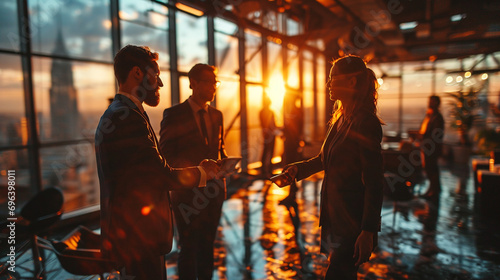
(220, 157, 242, 173)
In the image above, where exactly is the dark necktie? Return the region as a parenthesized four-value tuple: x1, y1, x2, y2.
(198, 109, 209, 145)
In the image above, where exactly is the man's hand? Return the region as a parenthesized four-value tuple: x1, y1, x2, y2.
(353, 230, 374, 266)
(200, 159, 221, 180)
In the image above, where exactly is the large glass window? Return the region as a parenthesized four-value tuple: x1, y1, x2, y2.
(119, 0, 170, 133)
(0, 149, 32, 220)
(316, 54, 327, 137)
(247, 85, 264, 164)
(0, 54, 25, 148)
(0, 1, 19, 51)
(215, 22, 241, 158)
(216, 80, 241, 159)
(176, 11, 208, 73)
(267, 41, 284, 126)
(287, 48, 299, 89)
(120, 0, 170, 68)
(303, 51, 314, 142)
(39, 142, 98, 212)
(29, 0, 112, 61)
(245, 29, 262, 83)
(32, 57, 115, 143)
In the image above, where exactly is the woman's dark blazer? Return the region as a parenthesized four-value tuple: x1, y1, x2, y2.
(291, 110, 384, 242)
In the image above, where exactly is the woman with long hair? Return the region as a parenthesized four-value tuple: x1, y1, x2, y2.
(279, 55, 384, 279)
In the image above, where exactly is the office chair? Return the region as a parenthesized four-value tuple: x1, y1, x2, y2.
(0, 187, 64, 279)
(42, 225, 117, 279)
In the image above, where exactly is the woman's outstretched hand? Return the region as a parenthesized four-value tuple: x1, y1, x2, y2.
(270, 165, 298, 188)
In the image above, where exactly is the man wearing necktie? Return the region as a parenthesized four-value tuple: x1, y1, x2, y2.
(160, 63, 228, 280)
(95, 46, 220, 279)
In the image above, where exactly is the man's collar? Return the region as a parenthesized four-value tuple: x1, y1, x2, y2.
(117, 91, 145, 113)
(187, 96, 209, 112)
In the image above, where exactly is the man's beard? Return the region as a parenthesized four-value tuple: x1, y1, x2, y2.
(144, 89, 160, 107)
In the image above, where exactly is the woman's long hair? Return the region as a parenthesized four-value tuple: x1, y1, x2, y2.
(329, 55, 383, 125)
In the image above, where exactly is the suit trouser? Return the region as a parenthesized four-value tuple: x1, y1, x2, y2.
(423, 154, 441, 197)
(107, 241, 166, 280)
(172, 186, 225, 280)
(324, 236, 358, 280)
(261, 134, 275, 175)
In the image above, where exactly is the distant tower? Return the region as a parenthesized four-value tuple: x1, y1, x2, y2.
(49, 28, 79, 140)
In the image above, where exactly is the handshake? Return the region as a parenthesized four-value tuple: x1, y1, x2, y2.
(199, 157, 241, 180)
(269, 165, 298, 188)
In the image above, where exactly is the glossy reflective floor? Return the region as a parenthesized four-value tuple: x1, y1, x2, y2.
(3, 162, 500, 279)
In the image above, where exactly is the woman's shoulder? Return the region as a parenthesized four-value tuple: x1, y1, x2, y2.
(352, 109, 381, 127)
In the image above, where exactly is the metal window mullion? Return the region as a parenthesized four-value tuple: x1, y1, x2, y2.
(208, 15, 216, 107)
(238, 27, 248, 171)
(17, 0, 42, 192)
(169, 8, 179, 105)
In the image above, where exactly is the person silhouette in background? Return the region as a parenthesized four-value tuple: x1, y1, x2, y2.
(159, 63, 228, 280)
(278, 55, 384, 280)
(280, 93, 304, 207)
(260, 95, 278, 177)
(418, 95, 444, 200)
(95, 45, 220, 279)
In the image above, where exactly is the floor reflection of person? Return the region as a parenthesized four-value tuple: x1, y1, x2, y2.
(159, 63, 227, 280)
(278, 55, 384, 280)
(418, 95, 444, 200)
(95, 46, 220, 279)
(260, 95, 278, 177)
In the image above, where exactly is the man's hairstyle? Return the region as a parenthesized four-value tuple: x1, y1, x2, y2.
(188, 63, 217, 81)
(113, 45, 159, 84)
(430, 95, 441, 106)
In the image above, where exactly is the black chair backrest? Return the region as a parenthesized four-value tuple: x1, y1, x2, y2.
(21, 187, 64, 222)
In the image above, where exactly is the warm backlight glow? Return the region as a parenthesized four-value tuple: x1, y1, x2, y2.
(267, 73, 286, 114)
(175, 3, 204, 17)
(102, 20, 112, 29)
(141, 206, 152, 216)
(481, 73, 488, 80)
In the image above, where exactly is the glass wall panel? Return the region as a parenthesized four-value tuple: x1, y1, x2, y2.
(216, 80, 241, 158)
(32, 57, 115, 143)
(0, 54, 25, 147)
(178, 75, 192, 105)
(267, 41, 284, 126)
(176, 11, 208, 73)
(120, 0, 169, 68)
(29, 0, 112, 61)
(40, 142, 99, 212)
(378, 77, 401, 134)
(317, 54, 327, 137)
(287, 48, 299, 89)
(214, 17, 237, 35)
(303, 51, 314, 142)
(0, 150, 32, 220)
(215, 32, 239, 79)
(0, 1, 19, 51)
(245, 29, 262, 83)
(247, 85, 264, 164)
(286, 18, 299, 36)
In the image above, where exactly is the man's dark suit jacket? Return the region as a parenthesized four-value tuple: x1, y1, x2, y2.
(95, 94, 203, 260)
(290, 110, 384, 244)
(159, 100, 227, 168)
(159, 100, 227, 217)
(420, 110, 444, 159)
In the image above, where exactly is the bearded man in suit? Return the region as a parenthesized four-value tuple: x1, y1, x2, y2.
(95, 46, 219, 279)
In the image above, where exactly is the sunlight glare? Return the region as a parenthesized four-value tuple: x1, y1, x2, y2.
(267, 73, 286, 115)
